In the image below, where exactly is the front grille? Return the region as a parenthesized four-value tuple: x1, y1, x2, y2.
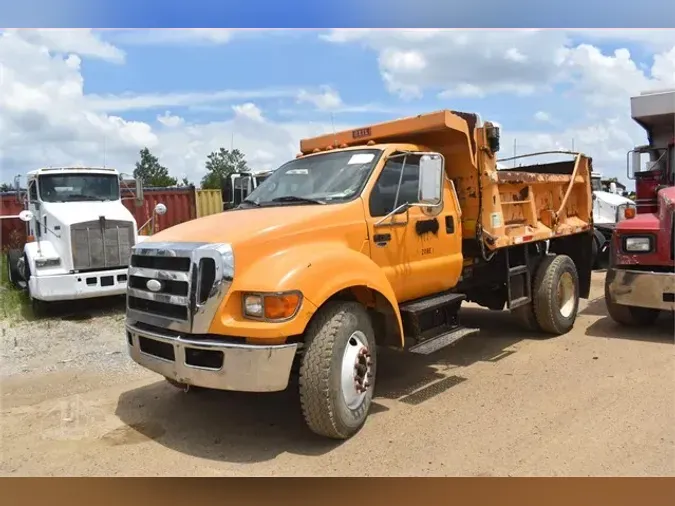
(128, 252, 192, 324)
(71, 220, 135, 270)
(125, 242, 234, 334)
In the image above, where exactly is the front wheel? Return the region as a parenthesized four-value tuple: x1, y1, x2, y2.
(604, 276, 660, 326)
(299, 301, 376, 440)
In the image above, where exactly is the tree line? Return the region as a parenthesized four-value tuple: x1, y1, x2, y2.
(132, 146, 250, 189)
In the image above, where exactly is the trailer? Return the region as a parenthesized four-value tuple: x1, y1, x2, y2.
(124, 110, 594, 440)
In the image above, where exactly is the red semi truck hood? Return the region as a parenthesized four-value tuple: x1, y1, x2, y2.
(614, 186, 675, 267)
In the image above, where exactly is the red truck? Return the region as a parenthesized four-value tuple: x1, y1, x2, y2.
(605, 89, 675, 325)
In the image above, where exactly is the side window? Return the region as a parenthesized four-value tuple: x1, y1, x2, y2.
(369, 154, 421, 217)
(28, 181, 38, 202)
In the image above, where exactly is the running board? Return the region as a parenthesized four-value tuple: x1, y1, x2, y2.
(408, 326, 480, 355)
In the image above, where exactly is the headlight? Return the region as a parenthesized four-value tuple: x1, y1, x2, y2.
(35, 258, 61, 268)
(242, 291, 302, 321)
(623, 237, 652, 253)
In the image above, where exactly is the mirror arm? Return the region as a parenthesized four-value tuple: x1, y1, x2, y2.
(375, 202, 410, 226)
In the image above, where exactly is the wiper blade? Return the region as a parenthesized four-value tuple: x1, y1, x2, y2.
(269, 196, 326, 205)
(240, 199, 261, 207)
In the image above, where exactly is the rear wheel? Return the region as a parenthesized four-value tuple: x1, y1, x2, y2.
(299, 301, 376, 440)
(532, 254, 580, 335)
(604, 276, 660, 326)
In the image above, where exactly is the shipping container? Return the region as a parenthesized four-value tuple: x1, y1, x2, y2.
(1, 185, 197, 251)
(195, 189, 224, 218)
(123, 186, 197, 236)
(0, 192, 26, 251)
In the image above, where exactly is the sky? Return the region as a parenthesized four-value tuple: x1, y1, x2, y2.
(1, 28, 674, 188)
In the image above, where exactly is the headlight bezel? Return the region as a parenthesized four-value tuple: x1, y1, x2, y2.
(35, 257, 61, 269)
(242, 290, 303, 322)
(621, 235, 654, 254)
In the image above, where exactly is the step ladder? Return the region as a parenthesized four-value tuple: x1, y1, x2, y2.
(399, 292, 479, 355)
(505, 246, 532, 310)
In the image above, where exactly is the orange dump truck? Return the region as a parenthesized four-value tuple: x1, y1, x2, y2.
(125, 110, 594, 439)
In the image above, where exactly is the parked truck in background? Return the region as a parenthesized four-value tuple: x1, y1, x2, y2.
(222, 171, 272, 210)
(125, 110, 594, 440)
(605, 89, 675, 325)
(5, 166, 164, 312)
(591, 171, 636, 268)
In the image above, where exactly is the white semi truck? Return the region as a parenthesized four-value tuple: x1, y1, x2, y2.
(5, 166, 165, 312)
(590, 171, 636, 268)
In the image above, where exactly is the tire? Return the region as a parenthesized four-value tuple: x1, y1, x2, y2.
(591, 234, 599, 270)
(6, 249, 23, 289)
(513, 301, 541, 332)
(604, 276, 660, 326)
(532, 254, 580, 335)
(299, 301, 376, 440)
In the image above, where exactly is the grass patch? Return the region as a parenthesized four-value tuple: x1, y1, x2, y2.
(0, 252, 31, 322)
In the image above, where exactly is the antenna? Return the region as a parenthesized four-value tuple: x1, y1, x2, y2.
(331, 112, 337, 146)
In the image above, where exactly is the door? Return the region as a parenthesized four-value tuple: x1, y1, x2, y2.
(364, 152, 463, 303)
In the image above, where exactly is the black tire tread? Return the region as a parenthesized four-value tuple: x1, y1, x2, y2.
(532, 254, 579, 335)
(299, 301, 370, 440)
(604, 278, 660, 326)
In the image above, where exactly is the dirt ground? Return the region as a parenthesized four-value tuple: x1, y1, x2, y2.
(1, 271, 673, 477)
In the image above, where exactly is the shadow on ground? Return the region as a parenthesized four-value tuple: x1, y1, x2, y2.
(583, 303, 674, 345)
(19, 295, 126, 322)
(114, 306, 542, 463)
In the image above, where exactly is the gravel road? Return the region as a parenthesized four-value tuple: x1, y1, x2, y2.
(1, 271, 673, 476)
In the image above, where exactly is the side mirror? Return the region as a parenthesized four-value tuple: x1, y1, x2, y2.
(418, 154, 444, 206)
(18, 210, 34, 222)
(628, 150, 641, 180)
(154, 203, 167, 216)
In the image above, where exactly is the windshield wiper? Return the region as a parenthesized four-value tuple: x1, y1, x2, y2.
(240, 199, 261, 207)
(268, 196, 326, 205)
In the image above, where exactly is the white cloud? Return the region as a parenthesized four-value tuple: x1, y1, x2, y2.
(157, 111, 184, 128)
(534, 111, 551, 122)
(296, 86, 343, 110)
(5, 29, 126, 63)
(232, 102, 264, 122)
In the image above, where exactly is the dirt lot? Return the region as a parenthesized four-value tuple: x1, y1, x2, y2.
(1, 271, 673, 477)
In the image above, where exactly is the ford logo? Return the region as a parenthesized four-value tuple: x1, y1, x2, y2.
(146, 279, 163, 292)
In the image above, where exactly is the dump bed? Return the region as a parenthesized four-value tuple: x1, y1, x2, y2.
(300, 110, 593, 253)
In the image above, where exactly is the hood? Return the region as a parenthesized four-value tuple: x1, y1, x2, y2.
(42, 200, 136, 226)
(148, 203, 361, 246)
(593, 190, 634, 207)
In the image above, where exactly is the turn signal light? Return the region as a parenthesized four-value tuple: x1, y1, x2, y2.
(624, 207, 636, 219)
(264, 293, 301, 320)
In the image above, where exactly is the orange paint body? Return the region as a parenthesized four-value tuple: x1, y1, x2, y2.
(145, 110, 593, 347)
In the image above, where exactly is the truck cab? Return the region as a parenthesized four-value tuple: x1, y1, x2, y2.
(604, 89, 675, 325)
(125, 110, 593, 440)
(7, 166, 143, 308)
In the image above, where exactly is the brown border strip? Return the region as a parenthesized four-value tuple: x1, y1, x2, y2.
(2, 478, 674, 506)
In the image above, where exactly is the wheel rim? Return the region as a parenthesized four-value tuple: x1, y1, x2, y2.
(340, 331, 373, 410)
(557, 272, 575, 318)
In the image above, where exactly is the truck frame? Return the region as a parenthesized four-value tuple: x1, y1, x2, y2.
(125, 110, 594, 440)
(604, 89, 675, 325)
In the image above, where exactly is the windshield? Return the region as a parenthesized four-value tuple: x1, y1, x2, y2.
(591, 176, 603, 192)
(243, 149, 381, 206)
(38, 174, 120, 203)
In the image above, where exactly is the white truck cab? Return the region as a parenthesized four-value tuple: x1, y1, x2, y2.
(6, 166, 147, 306)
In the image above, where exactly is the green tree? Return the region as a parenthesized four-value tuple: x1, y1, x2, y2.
(133, 147, 177, 187)
(200, 148, 249, 189)
(0, 183, 14, 192)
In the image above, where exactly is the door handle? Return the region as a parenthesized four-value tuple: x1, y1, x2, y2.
(445, 216, 455, 234)
(373, 233, 391, 246)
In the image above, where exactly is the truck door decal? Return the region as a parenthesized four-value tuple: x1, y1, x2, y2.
(415, 218, 439, 236)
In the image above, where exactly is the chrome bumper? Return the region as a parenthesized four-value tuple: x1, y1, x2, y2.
(606, 268, 675, 311)
(126, 323, 298, 392)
